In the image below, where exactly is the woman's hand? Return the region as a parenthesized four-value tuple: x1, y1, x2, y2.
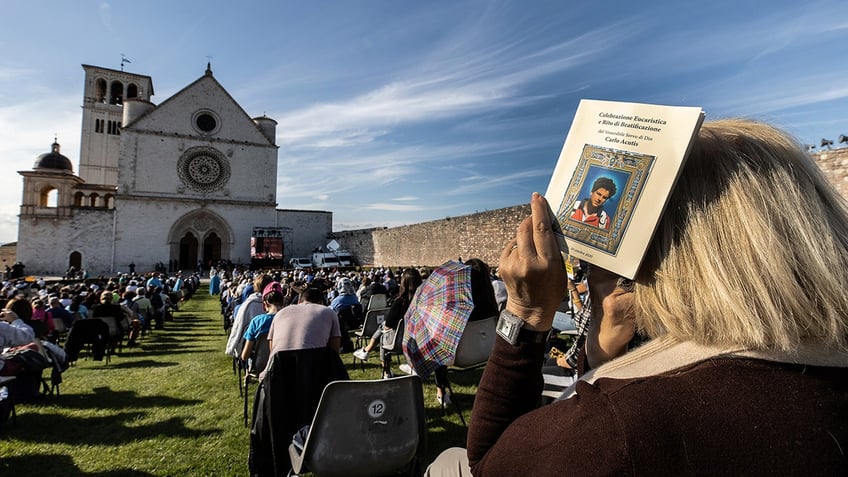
(499, 193, 568, 331)
(585, 266, 636, 369)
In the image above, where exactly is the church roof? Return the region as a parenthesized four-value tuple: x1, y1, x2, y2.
(34, 141, 73, 172)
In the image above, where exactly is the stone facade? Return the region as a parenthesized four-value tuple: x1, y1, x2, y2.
(15, 64, 331, 276)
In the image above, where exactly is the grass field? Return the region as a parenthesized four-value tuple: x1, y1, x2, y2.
(0, 286, 478, 476)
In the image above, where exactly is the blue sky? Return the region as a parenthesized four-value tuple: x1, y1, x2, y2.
(1, 0, 847, 245)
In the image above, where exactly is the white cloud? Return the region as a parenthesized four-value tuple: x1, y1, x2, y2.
(271, 19, 633, 152)
(99, 3, 113, 32)
(447, 169, 551, 196)
(364, 203, 427, 212)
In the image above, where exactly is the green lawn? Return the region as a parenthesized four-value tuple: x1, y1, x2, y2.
(0, 287, 477, 476)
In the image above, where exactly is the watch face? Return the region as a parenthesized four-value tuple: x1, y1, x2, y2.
(497, 318, 516, 335)
(177, 146, 231, 192)
(497, 312, 522, 344)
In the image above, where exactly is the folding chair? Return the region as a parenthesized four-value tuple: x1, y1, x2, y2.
(92, 316, 123, 364)
(248, 348, 350, 476)
(442, 315, 497, 425)
(380, 318, 405, 372)
(289, 375, 426, 477)
(234, 355, 246, 397)
(243, 333, 271, 427)
(366, 293, 387, 312)
(51, 318, 68, 347)
(352, 307, 388, 370)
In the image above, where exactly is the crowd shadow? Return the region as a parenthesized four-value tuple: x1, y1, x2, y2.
(43, 386, 203, 410)
(6, 411, 218, 445)
(0, 454, 156, 477)
(125, 345, 205, 357)
(106, 359, 179, 369)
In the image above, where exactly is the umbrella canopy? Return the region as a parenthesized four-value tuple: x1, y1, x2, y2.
(403, 260, 474, 377)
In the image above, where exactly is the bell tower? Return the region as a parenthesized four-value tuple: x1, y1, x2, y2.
(78, 64, 154, 185)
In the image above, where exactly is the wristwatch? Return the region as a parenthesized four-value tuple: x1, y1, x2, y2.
(496, 309, 550, 346)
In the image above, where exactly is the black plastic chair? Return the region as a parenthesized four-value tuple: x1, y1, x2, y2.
(442, 316, 498, 425)
(352, 308, 388, 370)
(380, 318, 405, 372)
(288, 375, 426, 477)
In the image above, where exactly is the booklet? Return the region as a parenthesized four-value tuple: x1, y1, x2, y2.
(545, 99, 705, 279)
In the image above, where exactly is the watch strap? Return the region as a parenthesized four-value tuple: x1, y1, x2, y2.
(518, 326, 550, 344)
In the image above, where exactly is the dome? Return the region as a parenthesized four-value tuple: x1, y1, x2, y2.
(34, 141, 73, 172)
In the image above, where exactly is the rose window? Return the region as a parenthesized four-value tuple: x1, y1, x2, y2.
(177, 147, 230, 192)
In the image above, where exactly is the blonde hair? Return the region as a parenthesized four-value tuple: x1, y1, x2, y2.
(635, 119, 848, 351)
(253, 274, 273, 297)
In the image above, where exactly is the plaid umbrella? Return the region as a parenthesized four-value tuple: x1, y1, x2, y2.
(402, 260, 474, 377)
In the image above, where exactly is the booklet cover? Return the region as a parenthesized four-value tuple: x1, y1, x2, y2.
(545, 99, 704, 279)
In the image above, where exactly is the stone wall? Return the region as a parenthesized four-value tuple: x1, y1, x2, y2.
(813, 147, 848, 199)
(329, 228, 379, 265)
(332, 204, 531, 268)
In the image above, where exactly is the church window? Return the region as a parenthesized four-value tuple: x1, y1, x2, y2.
(107, 120, 121, 135)
(95, 78, 107, 103)
(109, 80, 124, 105)
(95, 119, 104, 133)
(73, 192, 84, 206)
(127, 83, 138, 99)
(192, 109, 221, 135)
(89, 193, 99, 207)
(177, 146, 231, 193)
(196, 114, 216, 132)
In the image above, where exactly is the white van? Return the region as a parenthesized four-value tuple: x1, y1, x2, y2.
(311, 253, 340, 269)
(335, 250, 354, 267)
(289, 257, 313, 269)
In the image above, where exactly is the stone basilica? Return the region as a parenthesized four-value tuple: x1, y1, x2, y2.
(17, 63, 331, 275)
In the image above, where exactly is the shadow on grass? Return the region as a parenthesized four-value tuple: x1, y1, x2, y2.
(45, 386, 203, 410)
(98, 359, 179, 369)
(127, 345, 206, 355)
(0, 454, 156, 476)
(7, 411, 218, 445)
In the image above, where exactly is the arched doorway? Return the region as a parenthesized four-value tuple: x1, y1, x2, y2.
(68, 251, 82, 274)
(179, 233, 198, 270)
(167, 210, 234, 271)
(203, 232, 222, 268)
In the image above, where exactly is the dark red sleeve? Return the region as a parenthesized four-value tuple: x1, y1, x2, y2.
(467, 337, 631, 476)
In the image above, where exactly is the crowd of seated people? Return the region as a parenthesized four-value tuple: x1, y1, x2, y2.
(0, 270, 200, 416)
